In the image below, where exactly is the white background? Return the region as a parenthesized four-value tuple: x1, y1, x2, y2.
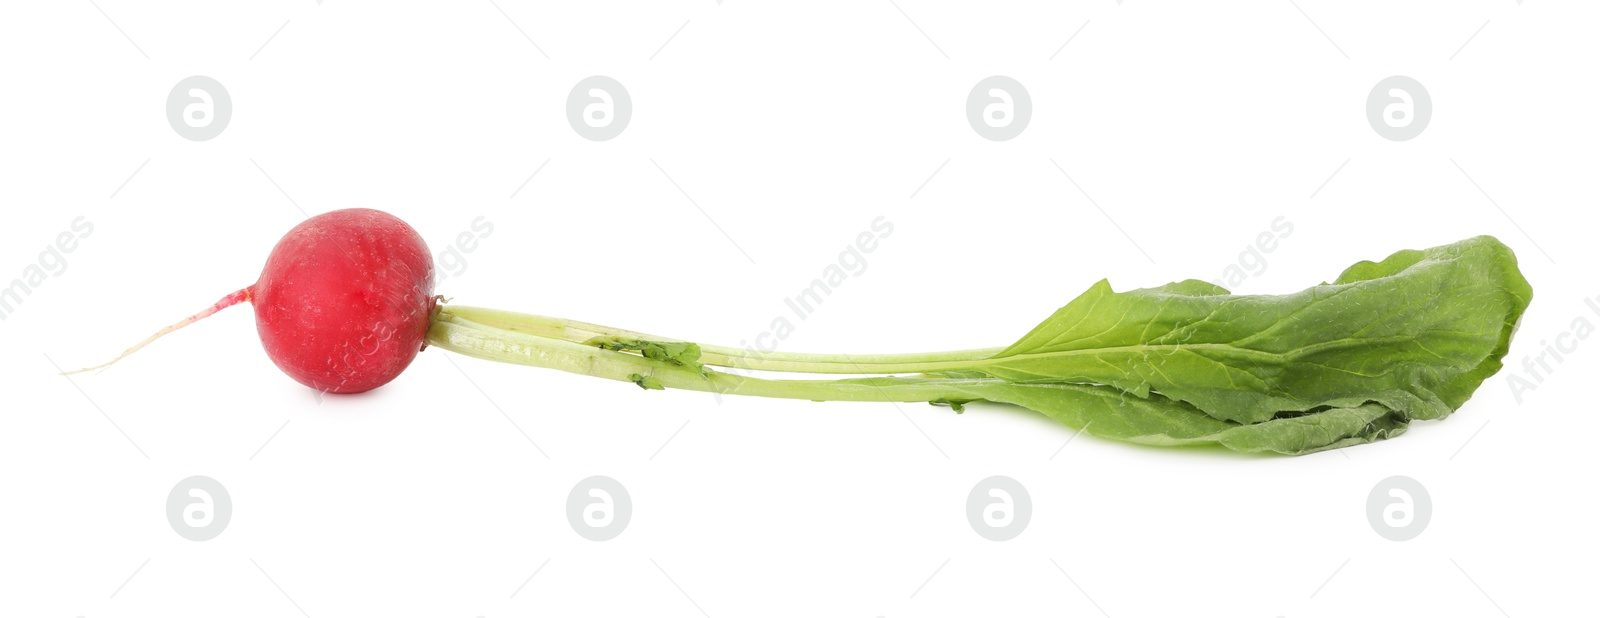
(2, 1, 1596, 616)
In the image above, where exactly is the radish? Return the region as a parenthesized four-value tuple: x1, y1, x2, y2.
(68, 208, 436, 394)
(65, 209, 1531, 454)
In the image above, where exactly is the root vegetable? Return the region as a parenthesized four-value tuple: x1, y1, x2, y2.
(66, 209, 1532, 454)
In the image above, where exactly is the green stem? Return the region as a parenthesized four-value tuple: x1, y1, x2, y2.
(440, 305, 1004, 374)
(426, 313, 979, 403)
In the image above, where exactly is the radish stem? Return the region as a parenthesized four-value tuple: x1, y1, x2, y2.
(427, 312, 986, 404)
(440, 305, 1004, 374)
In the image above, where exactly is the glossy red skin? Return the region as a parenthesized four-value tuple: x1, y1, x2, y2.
(251, 209, 436, 394)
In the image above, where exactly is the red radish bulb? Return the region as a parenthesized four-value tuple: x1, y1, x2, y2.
(252, 208, 437, 393)
(66, 208, 437, 394)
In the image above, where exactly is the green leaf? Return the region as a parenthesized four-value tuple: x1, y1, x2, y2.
(628, 373, 665, 390)
(846, 376, 1408, 455)
(430, 236, 1530, 456)
(930, 397, 977, 413)
(971, 236, 1531, 425)
(584, 336, 709, 378)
